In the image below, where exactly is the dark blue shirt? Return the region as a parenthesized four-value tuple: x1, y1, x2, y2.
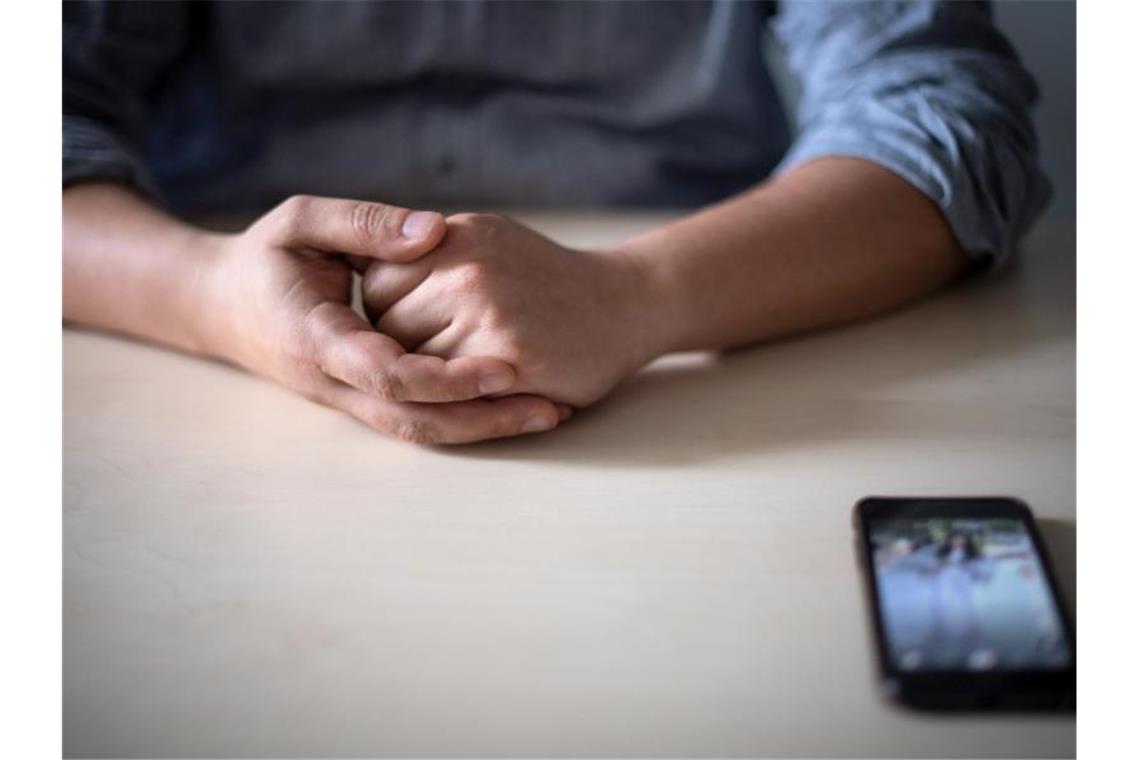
(63, 0, 1051, 265)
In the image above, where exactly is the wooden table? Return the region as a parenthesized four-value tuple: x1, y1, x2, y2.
(64, 214, 1076, 758)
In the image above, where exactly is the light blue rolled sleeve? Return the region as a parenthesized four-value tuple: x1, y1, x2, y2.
(772, 1, 1051, 268)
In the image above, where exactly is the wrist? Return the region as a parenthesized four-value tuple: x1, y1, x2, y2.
(601, 239, 687, 362)
(591, 241, 683, 368)
(180, 229, 239, 358)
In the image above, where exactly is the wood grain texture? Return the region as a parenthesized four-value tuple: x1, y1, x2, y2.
(64, 214, 1075, 758)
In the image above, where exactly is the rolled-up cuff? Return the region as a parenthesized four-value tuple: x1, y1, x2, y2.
(774, 126, 1051, 271)
(63, 114, 160, 199)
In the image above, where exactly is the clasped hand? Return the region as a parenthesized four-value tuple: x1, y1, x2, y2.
(204, 197, 664, 444)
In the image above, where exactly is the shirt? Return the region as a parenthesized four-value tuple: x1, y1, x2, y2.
(62, 0, 1051, 266)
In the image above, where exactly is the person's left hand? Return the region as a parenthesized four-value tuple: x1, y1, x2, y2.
(361, 213, 665, 409)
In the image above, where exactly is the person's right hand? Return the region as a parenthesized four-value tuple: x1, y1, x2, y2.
(195, 195, 565, 443)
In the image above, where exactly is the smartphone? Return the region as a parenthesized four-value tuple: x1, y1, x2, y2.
(853, 496, 1075, 711)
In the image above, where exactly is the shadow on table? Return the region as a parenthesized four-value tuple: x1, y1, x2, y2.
(443, 243, 1073, 469)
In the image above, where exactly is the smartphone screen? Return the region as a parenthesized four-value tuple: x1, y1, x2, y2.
(867, 515, 1071, 673)
(856, 498, 1075, 710)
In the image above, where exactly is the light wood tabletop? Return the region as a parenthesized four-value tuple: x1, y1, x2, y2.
(64, 213, 1075, 758)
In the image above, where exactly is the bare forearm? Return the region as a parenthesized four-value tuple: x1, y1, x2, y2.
(618, 157, 968, 355)
(63, 183, 225, 354)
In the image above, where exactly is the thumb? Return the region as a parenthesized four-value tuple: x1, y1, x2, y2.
(259, 194, 447, 263)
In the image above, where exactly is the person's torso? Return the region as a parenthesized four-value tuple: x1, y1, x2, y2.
(145, 0, 789, 212)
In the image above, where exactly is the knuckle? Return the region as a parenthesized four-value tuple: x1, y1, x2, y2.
(446, 212, 500, 239)
(361, 407, 390, 432)
(351, 202, 401, 246)
(295, 380, 326, 404)
(493, 331, 533, 370)
(289, 363, 330, 404)
(280, 193, 313, 215)
(280, 320, 321, 366)
(479, 303, 514, 334)
(299, 301, 336, 345)
(262, 194, 312, 240)
(469, 212, 504, 226)
(360, 267, 383, 300)
(391, 418, 441, 445)
(279, 194, 314, 222)
(367, 367, 405, 401)
(450, 260, 489, 292)
(444, 213, 507, 249)
(499, 344, 529, 369)
(446, 211, 483, 227)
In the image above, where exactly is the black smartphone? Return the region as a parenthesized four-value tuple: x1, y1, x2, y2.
(853, 496, 1075, 711)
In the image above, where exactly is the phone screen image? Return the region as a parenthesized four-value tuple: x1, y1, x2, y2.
(868, 517, 1071, 673)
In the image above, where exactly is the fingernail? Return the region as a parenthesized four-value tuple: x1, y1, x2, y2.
(401, 210, 442, 240)
(521, 415, 555, 434)
(478, 372, 514, 395)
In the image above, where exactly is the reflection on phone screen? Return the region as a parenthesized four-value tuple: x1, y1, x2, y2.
(870, 517, 1071, 672)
